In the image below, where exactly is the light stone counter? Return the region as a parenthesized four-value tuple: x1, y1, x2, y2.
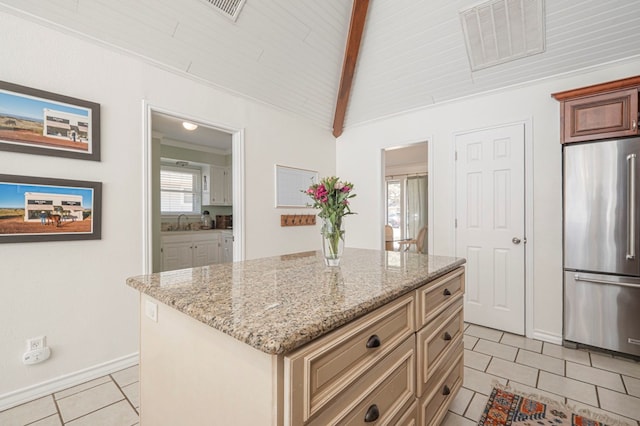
(126, 248, 465, 355)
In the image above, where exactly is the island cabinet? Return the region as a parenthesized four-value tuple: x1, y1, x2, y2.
(285, 267, 464, 425)
(127, 249, 465, 426)
(552, 75, 640, 144)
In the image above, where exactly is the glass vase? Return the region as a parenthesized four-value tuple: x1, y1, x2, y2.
(321, 218, 344, 267)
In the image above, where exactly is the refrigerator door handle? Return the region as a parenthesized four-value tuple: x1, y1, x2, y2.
(627, 154, 636, 260)
(574, 274, 640, 289)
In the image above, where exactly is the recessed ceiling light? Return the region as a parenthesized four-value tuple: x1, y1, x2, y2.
(182, 122, 198, 131)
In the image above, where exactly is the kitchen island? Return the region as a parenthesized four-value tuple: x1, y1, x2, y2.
(126, 248, 465, 425)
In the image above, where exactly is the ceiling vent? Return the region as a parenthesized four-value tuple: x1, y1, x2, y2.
(460, 0, 545, 71)
(201, 0, 246, 22)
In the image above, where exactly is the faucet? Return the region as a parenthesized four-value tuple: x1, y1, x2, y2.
(177, 214, 187, 230)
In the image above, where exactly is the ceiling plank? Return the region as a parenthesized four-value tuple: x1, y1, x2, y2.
(332, 0, 370, 138)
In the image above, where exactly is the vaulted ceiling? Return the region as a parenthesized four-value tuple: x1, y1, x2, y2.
(2, 0, 639, 133)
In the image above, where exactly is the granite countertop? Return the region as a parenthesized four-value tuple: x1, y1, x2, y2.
(126, 248, 465, 355)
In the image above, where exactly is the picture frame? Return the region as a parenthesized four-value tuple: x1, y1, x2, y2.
(0, 174, 102, 243)
(0, 80, 100, 161)
(275, 164, 318, 208)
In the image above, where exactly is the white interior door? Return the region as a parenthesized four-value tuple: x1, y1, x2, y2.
(455, 123, 525, 335)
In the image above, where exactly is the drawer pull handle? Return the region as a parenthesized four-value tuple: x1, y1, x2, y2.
(364, 404, 380, 422)
(443, 288, 452, 296)
(443, 331, 452, 341)
(442, 385, 451, 396)
(366, 335, 381, 348)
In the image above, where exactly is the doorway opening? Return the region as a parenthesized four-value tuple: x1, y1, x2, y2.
(382, 142, 430, 254)
(142, 103, 245, 274)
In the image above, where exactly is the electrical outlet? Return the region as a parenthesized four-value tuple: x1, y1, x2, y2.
(145, 300, 158, 322)
(27, 336, 45, 352)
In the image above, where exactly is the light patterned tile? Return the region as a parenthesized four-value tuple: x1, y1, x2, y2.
(623, 375, 640, 398)
(448, 386, 473, 416)
(121, 383, 139, 409)
(442, 411, 477, 426)
(463, 334, 478, 350)
(29, 415, 62, 426)
(111, 366, 139, 388)
(54, 376, 112, 400)
(500, 333, 543, 353)
(57, 381, 125, 423)
(465, 325, 503, 342)
(473, 339, 518, 361)
(537, 371, 597, 406)
(506, 381, 565, 404)
(591, 353, 640, 379)
(465, 391, 489, 421)
(486, 357, 538, 387)
(0, 396, 57, 426)
(598, 387, 640, 421)
(542, 342, 590, 365)
(463, 367, 507, 396)
(65, 400, 139, 426)
(566, 361, 625, 392)
(464, 349, 491, 371)
(516, 349, 564, 375)
(567, 399, 638, 426)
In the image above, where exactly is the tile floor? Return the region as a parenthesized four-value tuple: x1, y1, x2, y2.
(1, 325, 639, 425)
(0, 366, 139, 426)
(443, 324, 640, 426)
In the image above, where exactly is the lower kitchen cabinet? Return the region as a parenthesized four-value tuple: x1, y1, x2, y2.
(161, 232, 221, 271)
(285, 267, 465, 425)
(134, 254, 465, 426)
(220, 231, 233, 263)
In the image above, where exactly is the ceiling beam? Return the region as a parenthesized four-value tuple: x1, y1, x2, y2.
(332, 0, 370, 138)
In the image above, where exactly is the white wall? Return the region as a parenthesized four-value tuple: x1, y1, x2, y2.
(0, 11, 334, 406)
(337, 58, 640, 341)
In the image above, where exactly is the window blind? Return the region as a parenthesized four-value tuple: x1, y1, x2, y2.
(160, 166, 200, 214)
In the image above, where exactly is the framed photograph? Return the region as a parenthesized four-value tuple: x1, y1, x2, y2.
(0, 80, 100, 161)
(0, 174, 102, 243)
(275, 164, 318, 208)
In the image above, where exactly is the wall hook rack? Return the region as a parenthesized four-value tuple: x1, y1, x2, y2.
(281, 214, 316, 227)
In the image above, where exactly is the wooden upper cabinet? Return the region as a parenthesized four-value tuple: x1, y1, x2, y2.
(552, 76, 640, 144)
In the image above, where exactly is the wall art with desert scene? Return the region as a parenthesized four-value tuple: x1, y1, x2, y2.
(0, 174, 102, 243)
(0, 80, 100, 161)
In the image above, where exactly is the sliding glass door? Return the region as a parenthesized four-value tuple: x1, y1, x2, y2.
(385, 174, 428, 252)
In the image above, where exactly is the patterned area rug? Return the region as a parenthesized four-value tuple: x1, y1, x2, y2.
(478, 387, 627, 426)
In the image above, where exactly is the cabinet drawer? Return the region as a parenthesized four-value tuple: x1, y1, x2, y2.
(285, 293, 415, 424)
(388, 401, 417, 426)
(416, 267, 465, 329)
(416, 297, 463, 397)
(307, 337, 415, 426)
(418, 352, 464, 426)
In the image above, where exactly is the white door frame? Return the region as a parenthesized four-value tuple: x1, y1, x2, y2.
(380, 138, 434, 256)
(142, 101, 245, 274)
(453, 119, 534, 338)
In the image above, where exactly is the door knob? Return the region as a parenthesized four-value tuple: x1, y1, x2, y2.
(512, 237, 521, 245)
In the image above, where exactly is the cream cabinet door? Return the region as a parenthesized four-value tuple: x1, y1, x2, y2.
(193, 238, 219, 267)
(161, 240, 193, 271)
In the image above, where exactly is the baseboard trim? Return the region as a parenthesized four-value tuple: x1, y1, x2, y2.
(532, 329, 563, 345)
(0, 352, 139, 411)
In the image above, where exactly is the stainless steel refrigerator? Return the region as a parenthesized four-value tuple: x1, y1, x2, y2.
(564, 137, 640, 357)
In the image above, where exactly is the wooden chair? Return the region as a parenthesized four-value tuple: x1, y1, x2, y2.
(398, 226, 427, 254)
(384, 224, 394, 251)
